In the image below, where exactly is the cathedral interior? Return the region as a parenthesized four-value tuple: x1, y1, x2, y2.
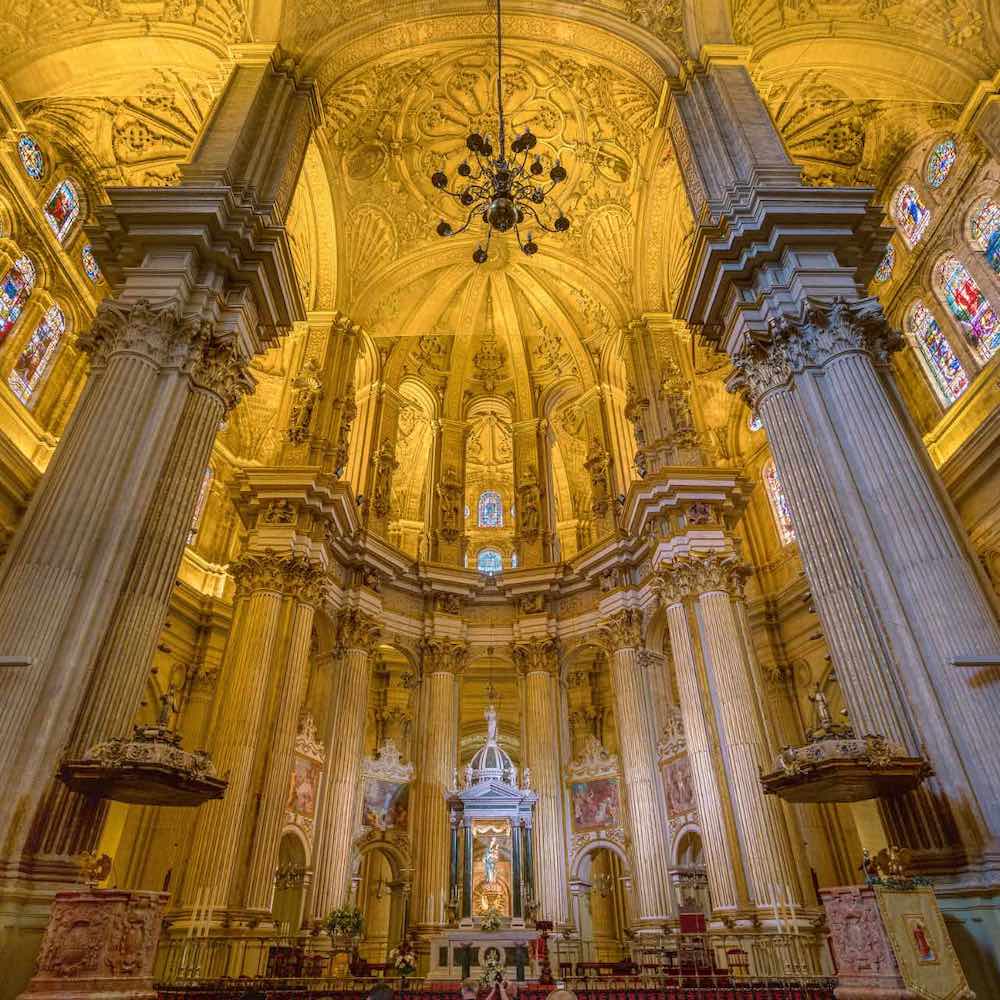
(0, 0, 999, 998)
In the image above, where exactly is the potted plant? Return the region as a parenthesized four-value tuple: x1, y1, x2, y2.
(323, 905, 365, 941)
(480, 906, 503, 933)
(389, 938, 417, 978)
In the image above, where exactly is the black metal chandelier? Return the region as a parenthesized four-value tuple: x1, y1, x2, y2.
(430, 0, 570, 263)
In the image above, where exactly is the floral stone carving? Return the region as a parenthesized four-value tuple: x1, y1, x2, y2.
(18, 889, 168, 1000)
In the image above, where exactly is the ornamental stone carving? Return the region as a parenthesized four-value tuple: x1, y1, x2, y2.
(511, 636, 560, 675)
(658, 554, 748, 602)
(25, 889, 168, 999)
(229, 551, 328, 603)
(421, 637, 469, 675)
(333, 382, 358, 478)
(820, 886, 900, 989)
(287, 357, 323, 443)
(336, 608, 382, 655)
(597, 608, 643, 650)
(657, 704, 686, 759)
(370, 439, 398, 517)
(189, 335, 254, 412)
(584, 438, 612, 516)
(517, 465, 542, 541)
(436, 466, 464, 542)
(728, 297, 902, 409)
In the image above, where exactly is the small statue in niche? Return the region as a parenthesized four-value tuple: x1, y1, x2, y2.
(287, 358, 322, 444)
(810, 685, 833, 730)
(157, 683, 179, 730)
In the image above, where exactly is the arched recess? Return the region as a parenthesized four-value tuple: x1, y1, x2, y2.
(354, 840, 410, 962)
(273, 826, 309, 934)
(465, 396, 516, 569)
(387, 377, 436, 559)
(570, 843, 632, 961)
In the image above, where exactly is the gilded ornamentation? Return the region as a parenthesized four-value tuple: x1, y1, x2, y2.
(370, 439, 399, 518)
(287, 358, 323, 444)
(511, 636, 560, 675)
(336, 608, 382, 655)
(436, 466, 464, 543)
(516, 465, 542, 541)
(229, 551, 326, 603)
(597, 608, 643, 649)
(584, 438, 612, 516)
(421, 637, 469, 675)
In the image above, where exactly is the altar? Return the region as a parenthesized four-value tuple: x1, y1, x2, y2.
(427, 928, 543, 981)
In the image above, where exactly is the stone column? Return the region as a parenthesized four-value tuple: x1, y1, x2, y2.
(513, 638, 569, 926)
(462, 817, 473, 920)
(597, 610, 673, 926)
(24, 342, 250, 861)
(672, 51, 1000, 872)
(409, 639, 466, 930)
(309, 608, 381, 920)
(659, 588, 745, 911)
(683, 555, 801, 910)
(178, 552, 324, 919)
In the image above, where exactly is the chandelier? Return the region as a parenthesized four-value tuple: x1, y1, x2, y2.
(430, 0, 570, 263)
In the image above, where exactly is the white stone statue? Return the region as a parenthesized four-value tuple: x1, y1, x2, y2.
(484, 836, 499, 884)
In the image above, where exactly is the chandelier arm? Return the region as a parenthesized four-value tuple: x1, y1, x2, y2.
(496, 0, 506, 159)
(519, 203, 560, 233)
(445, 206, 484, 237)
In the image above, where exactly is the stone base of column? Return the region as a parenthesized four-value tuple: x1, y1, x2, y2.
(821, 885, 974, 1000)
(16, 889, 167, 1000)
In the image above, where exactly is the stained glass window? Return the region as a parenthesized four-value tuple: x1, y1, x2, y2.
(43, 179, 80, 243)
(187, 467, 213, 545)
(0, 256, 36, 341)
(511, 552, 518, 568)
(934, 254, 1000, 363)
(763, 459, 795, 546)
(478, 490, 503, 527)
(892, 184, 930, 247)
(970, 198, 1000, 274)
(8, 304, 65, 403)
(17, 135, 44, 180)
(81, 244, 102, 283)
(925, 139, 957, 188)
(477, 548, 503, 574)
(748, 412, 763, 432)
(905, 301, 968, 405)
(874, 244, 895, 283)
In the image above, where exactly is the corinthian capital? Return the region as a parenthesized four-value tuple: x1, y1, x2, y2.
(336, 608, 382, 656)
(421, 637, 469, 675)
(189, 335, 254, 412)
(79, 298, 199, 371)
(666, 553, 748, 600)
(597, 608, 644, 651)
(229, 550, 324, 599)
(728, 297, 901, 408)
(511, 636, 560, 676)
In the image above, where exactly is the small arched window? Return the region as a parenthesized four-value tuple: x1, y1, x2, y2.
(8, 303, 65, 404)
(934, 254, 1000, 364)
(763, 459, 795, 546)
(17, 135, 45, 180)
(510, 552, 518, 569)
(43, 179, 80, 243)
(925, 139, 957, 188)
(187, 467, 213, 545)
(970, 198, 1000, 274)
(0, 256, 36, 341)
(81, 244, 103, 283)
(874, 244, 895, 284)
(904, 301, 968, 405)
(478, 490, 503, 527)
(892, 184, 930, 247)
(477, 548, 503, 574)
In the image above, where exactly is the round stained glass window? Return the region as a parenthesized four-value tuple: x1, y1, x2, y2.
(875, 244, 895, 284)
(81, 244, 102, 283)
(17, 135, 45, 180)
(925, 139, 957, 189)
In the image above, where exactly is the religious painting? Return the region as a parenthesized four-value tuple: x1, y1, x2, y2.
(361, 777, 409, 830)
(472, 820, 512, 916)
(663, 757, 695, 819)
(570, 777, 621, 831)
(905, 917, 938, 964)
(287, 755, 322, 819)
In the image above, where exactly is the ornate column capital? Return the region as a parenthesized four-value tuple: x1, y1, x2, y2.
(229, 550, 326, 600)
(336, 607, 382, 656)
(728, 297, 901, 409)
(597, 608, 644, 651)
(78, 298, 200, 371)
(511, 636, 560, 676)
(189, 335, 254, 413)
(420, 637, 469, 675)
(657, 554, 748, 603)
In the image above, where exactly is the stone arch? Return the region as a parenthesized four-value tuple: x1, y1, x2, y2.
(570, 839, 632, 881)
(672, 824, 704, 867)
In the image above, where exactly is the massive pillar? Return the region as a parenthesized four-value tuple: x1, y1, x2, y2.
(513, 638, 569, 926)
(512, 420, 550, 567)
(309, 609, 381, 920)
(410, 639, 466, 930)
(0, 45, 320, 873)
(598, 610, 673, 927)
(431, 419, 466, 566)
(179, 551, 326, 921)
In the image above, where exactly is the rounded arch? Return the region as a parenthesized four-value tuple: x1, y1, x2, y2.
(672, 825, 704, 867)
(354, 838, 409, 881)
(570, 839, 632, 880)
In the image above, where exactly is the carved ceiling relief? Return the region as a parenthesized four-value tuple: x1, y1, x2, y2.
(21, 69, 214, 188)
(390, 397, 433, 523)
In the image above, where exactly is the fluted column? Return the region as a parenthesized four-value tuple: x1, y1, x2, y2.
(24, 348, 250, 859)
(179, 552, 323, 917)
(245, 576, 326, 911)
(409, 639, 466, 929)
(513, 638, 569, 925)
(660, 591, 744, 911)
(598, 610, 673, 926)
(0, 302, 243, 860)
(310, 609, 381, 919)
(689, 556, 801, 909)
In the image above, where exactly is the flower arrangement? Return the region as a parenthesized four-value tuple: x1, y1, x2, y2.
(480, 906, 503, 933)
(323, 905, 364, 938)
(389, 939, 417, 977)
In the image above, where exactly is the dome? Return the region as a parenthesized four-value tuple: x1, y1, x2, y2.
(466, 705, 517, 787)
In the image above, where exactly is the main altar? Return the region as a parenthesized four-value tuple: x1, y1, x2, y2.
(427, 704, 543, 980)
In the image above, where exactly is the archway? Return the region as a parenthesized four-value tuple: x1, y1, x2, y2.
(356, 845, 407, 964)
(272, 829, 308, 934)
(571, 844, 631, 963)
